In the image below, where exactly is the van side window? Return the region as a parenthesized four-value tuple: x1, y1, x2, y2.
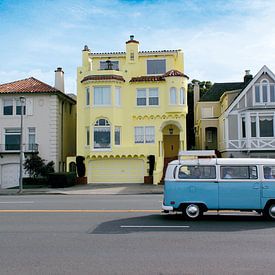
(221, 166, 258, 179)
(178, 165, 216, 179)
(263, 166, 275, 179)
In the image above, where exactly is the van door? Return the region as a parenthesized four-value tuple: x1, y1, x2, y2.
(219, 166, 261, 210)
(262, 165, 275, 198)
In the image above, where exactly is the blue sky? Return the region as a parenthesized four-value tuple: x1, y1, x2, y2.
(1, 0, 275, 93)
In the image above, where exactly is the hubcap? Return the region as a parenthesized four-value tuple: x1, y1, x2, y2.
(269, 205, 275, 218)
(186, 204, 200, 218)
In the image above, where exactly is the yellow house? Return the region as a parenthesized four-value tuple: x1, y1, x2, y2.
(75, 36, 188, 184)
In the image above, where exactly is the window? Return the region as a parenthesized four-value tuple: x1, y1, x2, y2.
(259, 115, 273, 137)
(130, 51, 134, 61)
(3, 99, 13, 115)
(94, 119, 111, 149)
(134, 126, 155, 144)
(206, 130, 213, 142)
(169, 87, 177, 105)
(136, 88, 159, 106)
(180, 87, 185, 105)
(241, 117, 246, 138)
(149, 88, 159, 106)
(94, 86, 111, 106)
(100, 60, 119, 70)
(221, 166, 258, 179)
(86, 127, 90, 146)
(28, 127, 36, 150)
(178, 165, 216, 179)
(16, 99, 26, 115)
(147, 59, 166, 75)
(251, 116, 256, 137)
(115, 87, 121, 106)
(86, 87, 90, 106)
(115, 127, 121, 145)
(263, 166, 275, 179)
(5, 128, 21, 150)
(254, 80, 275, 104)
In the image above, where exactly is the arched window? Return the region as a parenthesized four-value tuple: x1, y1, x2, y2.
(169, 87, 177, 104)
(254, 79, 275, 104)
(94, 119, 111, 149)
(180, 87, 185, 105)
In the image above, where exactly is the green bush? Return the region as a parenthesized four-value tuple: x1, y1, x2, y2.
(48, 172, 76, 188)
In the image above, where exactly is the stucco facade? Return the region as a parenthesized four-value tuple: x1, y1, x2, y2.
(75, 36, 189, 184)
(0, 73, 76, 188)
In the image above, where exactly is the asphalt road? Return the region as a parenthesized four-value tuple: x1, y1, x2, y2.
(1, 194, 275, 275)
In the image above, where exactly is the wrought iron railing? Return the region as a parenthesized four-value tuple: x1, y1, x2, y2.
(0, 143, 39, 153)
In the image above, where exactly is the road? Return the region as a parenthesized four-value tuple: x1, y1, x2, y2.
(1, 194, 275, 275)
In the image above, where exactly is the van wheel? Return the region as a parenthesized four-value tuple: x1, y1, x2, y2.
(264, 204, 275, 220)
(183, 204, 202, 220)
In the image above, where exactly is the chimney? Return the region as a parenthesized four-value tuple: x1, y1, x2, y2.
(244, 70, 253, 85)
(55, 67, 64, 93)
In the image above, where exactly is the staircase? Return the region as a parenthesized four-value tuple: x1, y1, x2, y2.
(159, 156, 178, 184)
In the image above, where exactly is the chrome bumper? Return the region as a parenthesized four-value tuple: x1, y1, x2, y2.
(162, 203, 173, 212)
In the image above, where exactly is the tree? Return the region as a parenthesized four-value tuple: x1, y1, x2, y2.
(24, 154, 55, 178)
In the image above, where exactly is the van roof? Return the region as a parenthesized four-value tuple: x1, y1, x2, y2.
(169, 158, 275, 166)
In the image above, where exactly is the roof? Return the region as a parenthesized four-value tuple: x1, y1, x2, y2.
(200, 82, 245, 102)
(0, 77, 59, 93)
(130, 70, 188, 83)
(81, 75, 125, 83)
(90, 49, 180, 56)
(0, 77, 76, 103)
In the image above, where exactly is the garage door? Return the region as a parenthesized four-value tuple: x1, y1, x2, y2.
(1, 164, 19, 189)
(89, 159, 144, 183)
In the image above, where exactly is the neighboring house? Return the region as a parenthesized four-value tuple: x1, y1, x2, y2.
(0, 68, 76, 188)
(74, 36, 189, 184)
(195, 65, 275, 158)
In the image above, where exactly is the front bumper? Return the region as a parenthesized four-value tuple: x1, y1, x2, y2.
(162, 203, 174, 212)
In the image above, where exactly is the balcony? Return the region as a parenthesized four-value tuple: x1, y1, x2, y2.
(0, 143, 39, 153)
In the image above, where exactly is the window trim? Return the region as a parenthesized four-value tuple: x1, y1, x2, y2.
(93, 86, 112, 106)
(93, 118, 111, 150)
(134, 126, 155, 144)
(146, 59, 166, 75)
(136, 88, 159, 107)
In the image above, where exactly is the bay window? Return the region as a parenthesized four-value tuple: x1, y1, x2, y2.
(94, 86, 111, 106)
(94, 119, 111, 149)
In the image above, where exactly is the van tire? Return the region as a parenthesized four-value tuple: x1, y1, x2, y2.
(264, 203, 275, 220)
(183, 204, 202, 220)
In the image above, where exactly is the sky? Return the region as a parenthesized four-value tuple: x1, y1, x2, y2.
(1, 0, 275, 94)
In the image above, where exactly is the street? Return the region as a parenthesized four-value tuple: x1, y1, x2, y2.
(1, 194, 275, 274)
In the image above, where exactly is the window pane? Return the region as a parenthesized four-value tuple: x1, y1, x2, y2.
(5, 129, 20, 150)
(135, 127, 144, 143)
(178, 165, 216, 179)
(255, 86, 260, 103)
(180, 88, 185, 104)
(271, 85, 275, 102)
(264, 166, 275, 179)
(149, 88, 159, 106)
(94, 127, 110, 148)
(100, 60, 119, 70)
(28, 127, 36, 150)
(242, 117, 246, 138)
(221, 166, 257, 179)
(3, 100, 13, 115)
(145, 126, 155, 143)
(115, 127, 121, 145)
(263, 85, 268, 102)
(170, 88, 177, 104)
(260, 116, 273, 137)
(115, 87, 121, 106)
(251, 116, 256, 137)
(86, 87, 90, 106)
(147, 59, 166, 74)
(94, 87, 111, 105)
(137, 89, 146, 106)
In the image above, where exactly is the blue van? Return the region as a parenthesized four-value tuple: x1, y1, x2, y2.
(162, 151, 275, 220)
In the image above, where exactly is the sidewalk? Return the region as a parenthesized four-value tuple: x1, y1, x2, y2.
(0, 183, 164, 196)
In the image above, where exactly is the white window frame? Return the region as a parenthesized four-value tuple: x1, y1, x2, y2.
(93, 86, 111, 106)
(179, 87, 185, 105)
(253, 79, 275, 105)
(114, 126, 121, 146)
(147, 59, 166, 75)
(115, 87, 121, 107)
(93, 119, 111, 150)
(4, 128, 21, 151)
(134, 126, 155, 144)
(169, 87, 177, 105)
(28, 127, 36, 151)
(136, 88, 159, 107)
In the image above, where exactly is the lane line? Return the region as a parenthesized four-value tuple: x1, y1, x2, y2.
(0, 201, 34, 204)
(0, 209, 161, 213)
(120, 225, 190, 228)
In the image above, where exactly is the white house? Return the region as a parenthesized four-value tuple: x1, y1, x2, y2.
(0, 68, 76, 188)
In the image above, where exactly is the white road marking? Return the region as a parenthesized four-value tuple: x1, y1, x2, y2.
(0, 201, 34, 204)
(120, 225, 190, 228)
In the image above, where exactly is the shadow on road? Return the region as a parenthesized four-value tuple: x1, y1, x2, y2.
(90, 213, 275, 234)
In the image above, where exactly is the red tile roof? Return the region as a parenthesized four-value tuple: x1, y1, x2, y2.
(0, 77, 59, 93)
(164, 70, 186, 77)
(130, 75, 165, 82)
(81, 75, 125, 83)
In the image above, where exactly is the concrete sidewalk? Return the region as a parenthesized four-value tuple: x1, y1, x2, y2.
(0, 183, 164, 196)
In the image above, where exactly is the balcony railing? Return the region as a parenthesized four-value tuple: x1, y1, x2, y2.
(0, 143, 39, 153)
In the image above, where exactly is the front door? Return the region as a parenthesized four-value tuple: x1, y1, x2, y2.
(163, 135, 179, 158)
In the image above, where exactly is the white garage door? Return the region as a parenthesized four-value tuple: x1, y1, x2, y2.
(89, 159, 144, 183)
(1, 164, 20, 189)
